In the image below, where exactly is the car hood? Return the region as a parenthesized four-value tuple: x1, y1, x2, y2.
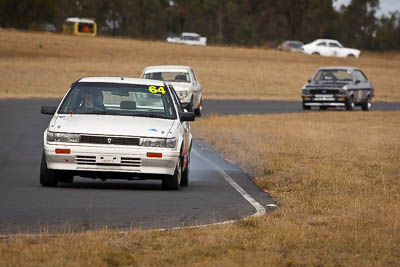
(307, 81, 353, 87)
(305, 82, 350, 88)
(51, 114, 176, 137)
(170, 82, 193, 92)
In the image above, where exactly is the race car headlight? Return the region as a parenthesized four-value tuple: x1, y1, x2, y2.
(178, 91, 188, 99)
(47, 131, 79, 143)
(140, 138, 165, 147)
(165, 137, 177, 148)
(139, 137, 176, 148)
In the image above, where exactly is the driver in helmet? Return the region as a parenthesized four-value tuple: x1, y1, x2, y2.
(76, 91, 104, 112)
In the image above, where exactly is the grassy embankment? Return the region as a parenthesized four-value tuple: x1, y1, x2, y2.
(0, 30, 399, 266)
(1, 29, 400, 101)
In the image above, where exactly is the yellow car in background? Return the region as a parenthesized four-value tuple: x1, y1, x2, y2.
(62, 17, 97, 37)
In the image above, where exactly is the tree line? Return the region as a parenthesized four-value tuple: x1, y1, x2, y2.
(1, 0, 399, 50)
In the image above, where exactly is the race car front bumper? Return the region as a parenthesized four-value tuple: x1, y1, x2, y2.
(44, 142, 180, 177)
(302, 94, 346, 107)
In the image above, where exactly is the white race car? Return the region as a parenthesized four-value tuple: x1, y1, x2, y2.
(40, 77, 194, 190)
(166, 32, 207, 46)
(301, 39, 361, 58)
(141, 65, 203, 116)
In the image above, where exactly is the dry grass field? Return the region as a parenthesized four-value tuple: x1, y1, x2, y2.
(1, 29, 400, 101)
(1, 111, 399, 266)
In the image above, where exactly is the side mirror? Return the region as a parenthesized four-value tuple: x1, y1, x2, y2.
(180, 112, 195, 122)
(355, 80, 361, 84)
(41, 106, 57, 115)
(308, 79, 312, 83)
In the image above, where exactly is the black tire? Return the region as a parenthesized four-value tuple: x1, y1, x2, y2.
(186, 102, 193, 112)
(40, 151, 58, 187)
(180, 152, 190, 187)
(162, 160, 181, 190)
(312, 52, 320, 56)
(319, 106, 327, 111)
(347, 54, 355, 58)
(186, 96, 194, 112)
(361, 96, 372, 111)
(194, 99, 202, 117)
(302, 102, 311, 110)
(58, 172, 74, 183)
(345, 96, 355, 111)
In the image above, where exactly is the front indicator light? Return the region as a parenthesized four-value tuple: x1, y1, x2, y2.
(303, 97, 311, 101)
(55, 149, 70, 154)
(147, 152, 162, 158)
(337, 96, 345, 101)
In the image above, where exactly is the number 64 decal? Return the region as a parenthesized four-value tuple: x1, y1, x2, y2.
(149, 86, 165, 94)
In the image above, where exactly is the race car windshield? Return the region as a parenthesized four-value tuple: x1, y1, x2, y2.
(58, 82, 177, 119)
(314, 70, 353, 82)
(144, 72, 190, 83)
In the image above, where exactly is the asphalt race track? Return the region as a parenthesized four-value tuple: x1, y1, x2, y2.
(0, 99, 399, 234)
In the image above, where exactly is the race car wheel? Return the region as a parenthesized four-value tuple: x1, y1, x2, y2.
(186, 96, 194, 112)
(58, 172, 74, 183)
(302, 102, 311, 110)
(194, 99, 202, 117)
(186, 102, 193, 112)
(345, 96, 355, 111)
(319, 106, 327, 110)
(40, 151, 58, 187)
(162, 160, 181, 190)
(361, 96, 372, 111)
(180, 152, 190, 187)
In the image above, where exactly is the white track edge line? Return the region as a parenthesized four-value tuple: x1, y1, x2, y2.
(0, 148, 268, 238)
(192, 149, 266, 217)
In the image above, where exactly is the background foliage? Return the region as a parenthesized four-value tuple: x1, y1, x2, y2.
(1, 0, 399, 50)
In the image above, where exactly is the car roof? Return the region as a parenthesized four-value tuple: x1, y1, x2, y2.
(65, 17, 95, 24)
(313, 39, 339, 43)
(144, 65, 190, 70)
(317, 66, 359, 71)
(78, 77, 166, 86)
(143, 65, 191, 73)
(181, 32, 200, 37)
(284, 40, 303, 43)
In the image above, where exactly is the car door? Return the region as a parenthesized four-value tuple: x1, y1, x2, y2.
(354, 71, 371, 102)
(169, 84, 190, 155)
(316, 41, 328, 56)
(328, 42, 341, 57)
(190, 68, 202, 107)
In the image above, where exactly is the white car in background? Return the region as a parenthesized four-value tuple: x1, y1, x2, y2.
(302, 39, 361, 58)
(141, 65, 203, 116)
(167, 32, 207, 46)
(40, 77, 194, 190)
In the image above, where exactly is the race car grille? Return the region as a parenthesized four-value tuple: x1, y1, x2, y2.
(310, 89, 340, 94)
(75, 155, 141, 167)
(79, 135, 140, 146)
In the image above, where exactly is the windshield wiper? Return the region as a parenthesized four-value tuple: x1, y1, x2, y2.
(137, 114, 169, 119)
(91, 111, 171, 119)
